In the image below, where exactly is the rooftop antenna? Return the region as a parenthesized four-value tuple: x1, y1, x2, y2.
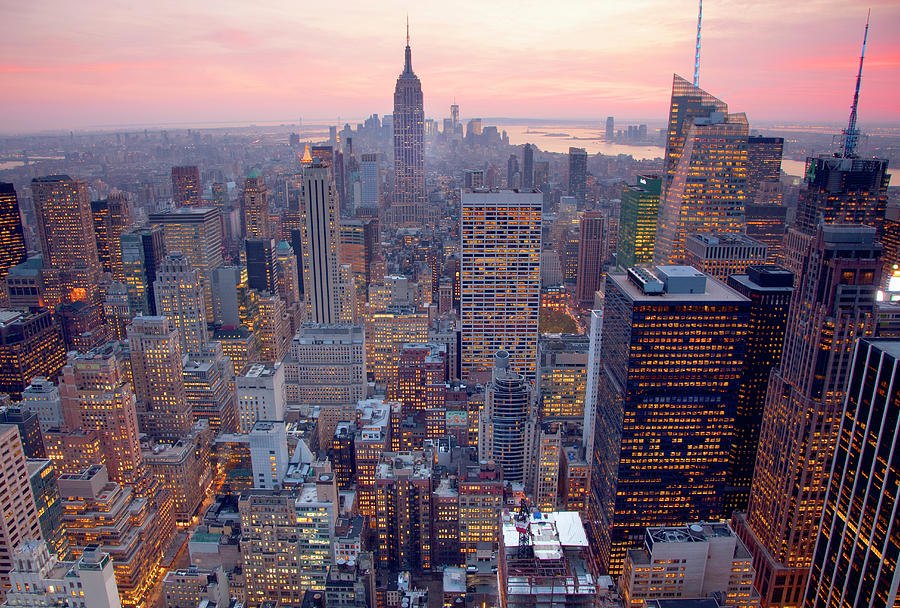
(406, 14, 410, 46)
(693, 0, 702, 87)
(842, 9, 870, 158)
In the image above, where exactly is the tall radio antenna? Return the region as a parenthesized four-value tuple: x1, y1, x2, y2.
(693, 0, 702, 87)
(841, 9, 870, 158)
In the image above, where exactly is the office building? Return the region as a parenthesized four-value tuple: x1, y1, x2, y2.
(606, 116, 615, 139)
(374, 451, 433, 572)
(655, 83, 749, 264)
(31, 175, 102, 306)
(143, 427, 211, 526)
(591, 266, 749, 574)
(128, 316, 192, 441)
(460, 189, 542, 381)
(0, 424, 42, 602)
(26, 458, 69, 561)
(240, 487, 334, 606)
(795, 156, 889, 236)
(746, 137, 784, 204)
(183, 342, 237, 433)
(91, 192, 132, 281)
(104, 282, 131, 340)
(58, 344, 145, 486)
(723, 266, 792, 515)
(300, 161, 344, 324)
(246, 238, 278, 295)
(365, 308, 429, 386)
(254, 292, 290, 362)
(20, 377, 63, 434)
(353, 399, 391, 517)
(532, 421, 562, 511)
(618, 174, 661, 269)
(620, 522, 758, 608)
(248, 420, 289, 490)
(661, 75, 728, 193)
(805, 338, 900, 607)
(684, 233, 768, 282)
(4, 540, 121, 608)
(149, 207, 223, 320)
(478, 351, 536, 484)
(575, 211, 607, 306)
(522, 143, 535, 189)
(498, 511, 600, 608)
(735, 226, 882, 607)
(359, 153, 381, 210)
(392, 32, 426, 226)
(0, 183, 27, 283)
(120, 226, 165, 317)
(745, 203, 787, 264)
(162, 565, 230, 608)
(567, 147, 587, 202)
(58, 465, 173, 607)
(242, 169, 270, 240)
(43, 429, 105, 478)
(154, 252, 208, 357)
(537, 334, 589, 421)
(0, 407, 44, 459)
(284, 324, 366, 408)
(0, 308, 67, 400)
(172, 165, 201, 207)
(275, 240, 302, 307)
(236, 362, 285, 433)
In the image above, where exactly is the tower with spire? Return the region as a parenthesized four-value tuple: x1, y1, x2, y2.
(391, 17, 426, 227)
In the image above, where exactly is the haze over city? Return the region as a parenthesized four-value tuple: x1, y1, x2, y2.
(3, 0, 900, 132)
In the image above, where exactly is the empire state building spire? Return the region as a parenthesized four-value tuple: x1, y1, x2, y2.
(391, 19, 426, 227)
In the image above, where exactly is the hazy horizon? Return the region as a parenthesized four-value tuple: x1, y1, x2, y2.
(2, 0, 899, 134)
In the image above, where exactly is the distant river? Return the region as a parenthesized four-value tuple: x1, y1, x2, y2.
(501, 124, 664, 159)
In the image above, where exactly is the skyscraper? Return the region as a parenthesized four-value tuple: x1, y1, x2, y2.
(91, 191, 133, 281)
(0, 424, 42, 603)
(746, 136, 784, 204)
(590, 266, 749, 574)
(522, 143, 534, 188)
(127, 316, 192, 441)
(120, 225, 165, 317)
(661, 74, 728, 195)
(735, 225, 882, 607)
(477, 351, 536, 484)
(0, 308, 67, 400)
(359, 153, 381, 211)
(31, 175, 102, 305)
(300, 161, 344, 324)
(567, 147, 587, 202)
(617, 174, 661, 268)
(149, 206, 223, 320)
(58, 344, 145, 487)
(154, 252, 208, 357)
(606, 116, 614, 139)
(575, 211, 607, 306)
(172, 165, 201, 207)
(460, 189, 542, 381)
(392, 27, 426, 227)
(654, 88, 749, 265)
(245, 237, 278, 295)
(805, 338, 900, 607)
(242, 168, 270, 240)
(0, 183, 27, 283)
(724, 265, 793, 515)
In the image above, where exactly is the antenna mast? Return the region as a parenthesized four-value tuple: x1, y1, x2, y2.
(693, 0, 702, 87)
(842, 10, 869, 158)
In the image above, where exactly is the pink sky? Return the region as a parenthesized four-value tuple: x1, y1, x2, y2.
(1, 0, 898, 133)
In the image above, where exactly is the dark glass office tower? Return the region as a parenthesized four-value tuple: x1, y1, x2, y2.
(245, 238, 277, 295)
(724, 265, 793, 515)
(805, 338, 900, 607)
(0, 183, 27, 282)
(567, 147, 587, 202)
(589, 265, 749, 575)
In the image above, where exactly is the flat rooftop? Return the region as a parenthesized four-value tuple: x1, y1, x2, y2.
(609, 270, 748, 304)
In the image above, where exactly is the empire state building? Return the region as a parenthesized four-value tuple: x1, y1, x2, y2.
(391, 27, 426, 227)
